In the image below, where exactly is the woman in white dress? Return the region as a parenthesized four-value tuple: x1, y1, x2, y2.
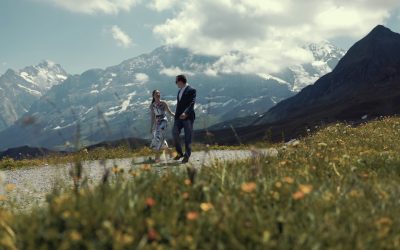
(149, 90, 175, 162)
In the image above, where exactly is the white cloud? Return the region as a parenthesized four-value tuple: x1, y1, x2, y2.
(153, 0, 400, 75)
(159, 66, 194, 76)
(203, 68, 218, 77)
(148, 0, 179, 11)
(134, 73, 149, 84)
(41, 0, 140, 14)
(109, 25, 133, 48)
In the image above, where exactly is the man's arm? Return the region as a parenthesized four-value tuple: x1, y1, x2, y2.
(182, 88, 196, 116)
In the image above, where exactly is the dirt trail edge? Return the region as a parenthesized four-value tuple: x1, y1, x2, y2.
(1, 148, 278, 210)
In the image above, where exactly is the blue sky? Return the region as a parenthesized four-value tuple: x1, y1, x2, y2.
(0, 0, 171, 74)
(1, 0, 399, 75)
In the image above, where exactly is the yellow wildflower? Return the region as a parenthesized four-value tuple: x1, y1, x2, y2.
(69, 230, 82, 241)
(279, 161, 287, 166)
(200, 203, 214, 212)
(299, 184, 313, 194)
(129, 171, 139, 177)
(5, 184, 16, 192)
(283, 177, 294, 184)
(141, 164, 151, 171)
(349, 189, 362, 198)
(118, 233, 134, 246)
(375, 217, 393, 238)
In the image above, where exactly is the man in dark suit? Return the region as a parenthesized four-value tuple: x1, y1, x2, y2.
(172, 74, 196, 163)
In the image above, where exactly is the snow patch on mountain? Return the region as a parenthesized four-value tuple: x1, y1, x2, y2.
(17, 84, 42, 96)
(105, 91, 137, 117)
(289, 65, 320, 92)
(272, 41, 346, 92)
(258, 74, 289, 85)
(19, 72, 36, 84)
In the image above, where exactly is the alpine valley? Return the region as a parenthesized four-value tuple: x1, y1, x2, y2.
(0, 42, 344, 150)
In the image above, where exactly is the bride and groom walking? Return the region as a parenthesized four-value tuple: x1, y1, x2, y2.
(149, 74, 196, 164)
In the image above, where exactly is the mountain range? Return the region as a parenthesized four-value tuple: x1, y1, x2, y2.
(0, 42, 344, 150)
(202, 25, 400, 144)
(0, 61, 68, 130)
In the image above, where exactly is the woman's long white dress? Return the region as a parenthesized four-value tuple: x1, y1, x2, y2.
(150, 102, 168, 150)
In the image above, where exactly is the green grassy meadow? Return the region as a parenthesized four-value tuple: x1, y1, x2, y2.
(1, 117, 400, 249)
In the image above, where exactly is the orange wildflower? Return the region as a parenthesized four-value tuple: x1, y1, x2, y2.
(182, 192, 190, 200)
(129, 171, 139, 177)
(145, 198, 156, 207)
(292, 191, 305, 200)
(111, 166, 121, 174)
(147, 229, 159, 241)
(186, 211, 199, 220)
(141, 164, 151, 171)
(241, 182, 257, 193)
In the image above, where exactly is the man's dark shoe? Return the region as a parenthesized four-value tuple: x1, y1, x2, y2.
(173, 154, 184, 160)
(182, 156, 189, 164)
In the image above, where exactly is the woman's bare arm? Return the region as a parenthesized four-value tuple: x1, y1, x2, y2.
(150, 106, 155, 133)
(163, 101, 175, 117)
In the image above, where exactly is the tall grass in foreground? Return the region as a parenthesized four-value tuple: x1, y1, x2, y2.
(2, 117, 400, 249)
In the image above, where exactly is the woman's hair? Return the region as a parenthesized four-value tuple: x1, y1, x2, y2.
(151, 89, 159, 104)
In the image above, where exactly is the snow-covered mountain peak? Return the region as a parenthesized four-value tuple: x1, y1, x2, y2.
(272, 41, 347, 92)
(18, 60, 68, 91)
(37, 59, 56, 68)
(307, 41, 346, 62)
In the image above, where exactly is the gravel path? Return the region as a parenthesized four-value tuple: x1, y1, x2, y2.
(1, 148, 277, 210)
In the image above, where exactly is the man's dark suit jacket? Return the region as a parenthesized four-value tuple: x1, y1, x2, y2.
(175, 85, 196, 120)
